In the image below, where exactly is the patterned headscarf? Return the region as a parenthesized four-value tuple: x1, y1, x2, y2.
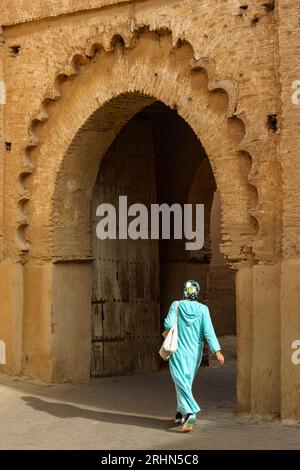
(183, 280, 200, 300)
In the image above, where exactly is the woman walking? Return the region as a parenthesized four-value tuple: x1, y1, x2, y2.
(163, 280, 224, 432)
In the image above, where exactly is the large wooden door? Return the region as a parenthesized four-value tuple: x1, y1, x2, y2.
(91, 118, 160, 377)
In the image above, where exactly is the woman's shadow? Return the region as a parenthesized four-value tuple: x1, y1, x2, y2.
(21, 396, 180, 433)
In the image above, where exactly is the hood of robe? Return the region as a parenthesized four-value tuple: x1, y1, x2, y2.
(178, 300, 202, 326)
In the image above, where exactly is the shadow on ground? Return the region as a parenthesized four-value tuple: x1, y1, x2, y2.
(21, 396, 178, 432)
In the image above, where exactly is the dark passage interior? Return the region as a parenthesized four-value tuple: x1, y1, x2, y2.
(91, 102, 236, 377)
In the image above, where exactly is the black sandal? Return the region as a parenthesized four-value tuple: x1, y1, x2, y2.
(175, 412, 184, 425)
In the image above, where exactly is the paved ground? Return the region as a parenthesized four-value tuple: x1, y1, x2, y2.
(0, 358, 299, 450)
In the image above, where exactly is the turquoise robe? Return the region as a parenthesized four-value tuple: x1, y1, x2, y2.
(164, 300, 220, 415)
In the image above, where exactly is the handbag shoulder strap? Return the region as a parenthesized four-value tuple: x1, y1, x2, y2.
(175, 300, 179, 318)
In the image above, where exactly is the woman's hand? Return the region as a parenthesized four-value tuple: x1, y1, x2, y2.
(215, 350, 224, 366)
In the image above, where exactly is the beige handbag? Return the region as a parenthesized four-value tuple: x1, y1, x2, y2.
(159, 301, 179, 361)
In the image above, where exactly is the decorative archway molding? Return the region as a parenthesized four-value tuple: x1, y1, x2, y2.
(16, 27, 260, 267)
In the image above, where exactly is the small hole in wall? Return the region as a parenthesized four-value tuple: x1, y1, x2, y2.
(251, 15, 260, 26)
(266, 114, 277, 132)
(263, 1, 275, 11)
(154, 72, 158, 78)
(238, 5, 248, 17)
(10, 44, 21, 55)
(5, 142, 12, 150)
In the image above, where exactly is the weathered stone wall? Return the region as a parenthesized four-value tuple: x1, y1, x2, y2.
(277, 0, 300, 421)
(0, 26, 4, 262)
(0, 0, 299, 421)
